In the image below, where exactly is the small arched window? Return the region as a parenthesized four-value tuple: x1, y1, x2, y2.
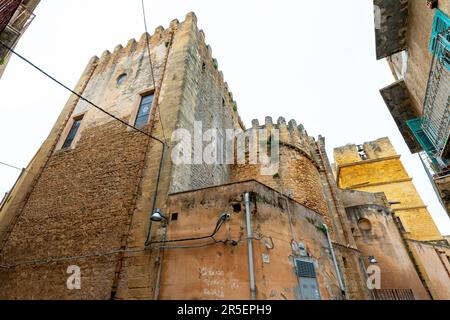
(357, 218, 372, 231)
(117, 73, 127, 85)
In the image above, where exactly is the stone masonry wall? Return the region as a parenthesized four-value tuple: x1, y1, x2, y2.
(0, 15, 186, 299)
(169, 18, 240, 193)
(230, 118, 328, 217)
(0, 120, 148, 299)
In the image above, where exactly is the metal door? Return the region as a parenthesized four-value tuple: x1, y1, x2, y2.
(295, 259, 321, 300)
(299, 277, 321, 300)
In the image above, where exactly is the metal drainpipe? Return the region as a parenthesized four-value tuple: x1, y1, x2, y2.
(322, 224, 346, 297)
(244, 193, 256, 300)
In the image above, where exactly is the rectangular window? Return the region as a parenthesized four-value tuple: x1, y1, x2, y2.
(429, 9, 450, 53)
(134, 94, 154, 128)
(62, 116, 83, 149)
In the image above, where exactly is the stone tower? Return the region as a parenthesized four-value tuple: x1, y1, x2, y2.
(334, 137, 443, 241)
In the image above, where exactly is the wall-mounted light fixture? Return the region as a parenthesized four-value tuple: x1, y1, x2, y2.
(150, 208, 168, 222)
(369, 255, 377, 264)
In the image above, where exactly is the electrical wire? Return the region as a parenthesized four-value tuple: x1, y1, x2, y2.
(0, 39, 171, 272)
(0, 41, 166, 147)
(148, 213, 229, 245)
(0, 161, 35, 175)
(0, 247, 146, 269)
(140, 0, 156, 89)
(0, 232, 271, 269)
(141, 0, 167, 144)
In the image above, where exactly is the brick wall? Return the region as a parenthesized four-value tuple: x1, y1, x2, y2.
(0, 120, 147, 299)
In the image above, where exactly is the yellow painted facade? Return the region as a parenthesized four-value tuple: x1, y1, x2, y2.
(334, 137, 442, 241)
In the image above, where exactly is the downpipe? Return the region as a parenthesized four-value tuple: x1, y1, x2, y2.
(322, 224, 346, 298)
(244, 192, 256, 300)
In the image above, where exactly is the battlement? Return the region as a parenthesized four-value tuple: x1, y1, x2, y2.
(334, 137, 398, 166)
(93, 15, 182, 64)
(241, 116, 319, 167)
(85, 12, 241, 128)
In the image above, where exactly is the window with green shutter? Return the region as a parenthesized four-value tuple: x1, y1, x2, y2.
(406, 118, 436, 156)
(429, 9, 450, 53)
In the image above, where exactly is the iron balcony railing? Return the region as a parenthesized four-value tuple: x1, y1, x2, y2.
(419, 151, 450, 178)
(419, 151, 449, 211)
(421, 28, 450, 160)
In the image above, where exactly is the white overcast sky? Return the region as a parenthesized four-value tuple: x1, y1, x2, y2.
(1, 0, 449, 234)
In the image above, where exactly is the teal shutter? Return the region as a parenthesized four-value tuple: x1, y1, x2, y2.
(429, 10, 450, 52)
(406, 118, 436, 156)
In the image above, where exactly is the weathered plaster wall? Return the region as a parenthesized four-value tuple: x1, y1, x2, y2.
(343, 194, 429, 300)
(407, 240, 450, 300)
(229, 125, 370, 300)
(158, 181, 342, 300)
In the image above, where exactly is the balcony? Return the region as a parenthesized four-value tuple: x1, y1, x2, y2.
(0, 1, 35, 73)
(419, 151, 450, 215)
(380, 80, 422, 153)
(406, 28, 450, 215)
(407, 29, 450, 165)
(422, 28, 450, 160)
